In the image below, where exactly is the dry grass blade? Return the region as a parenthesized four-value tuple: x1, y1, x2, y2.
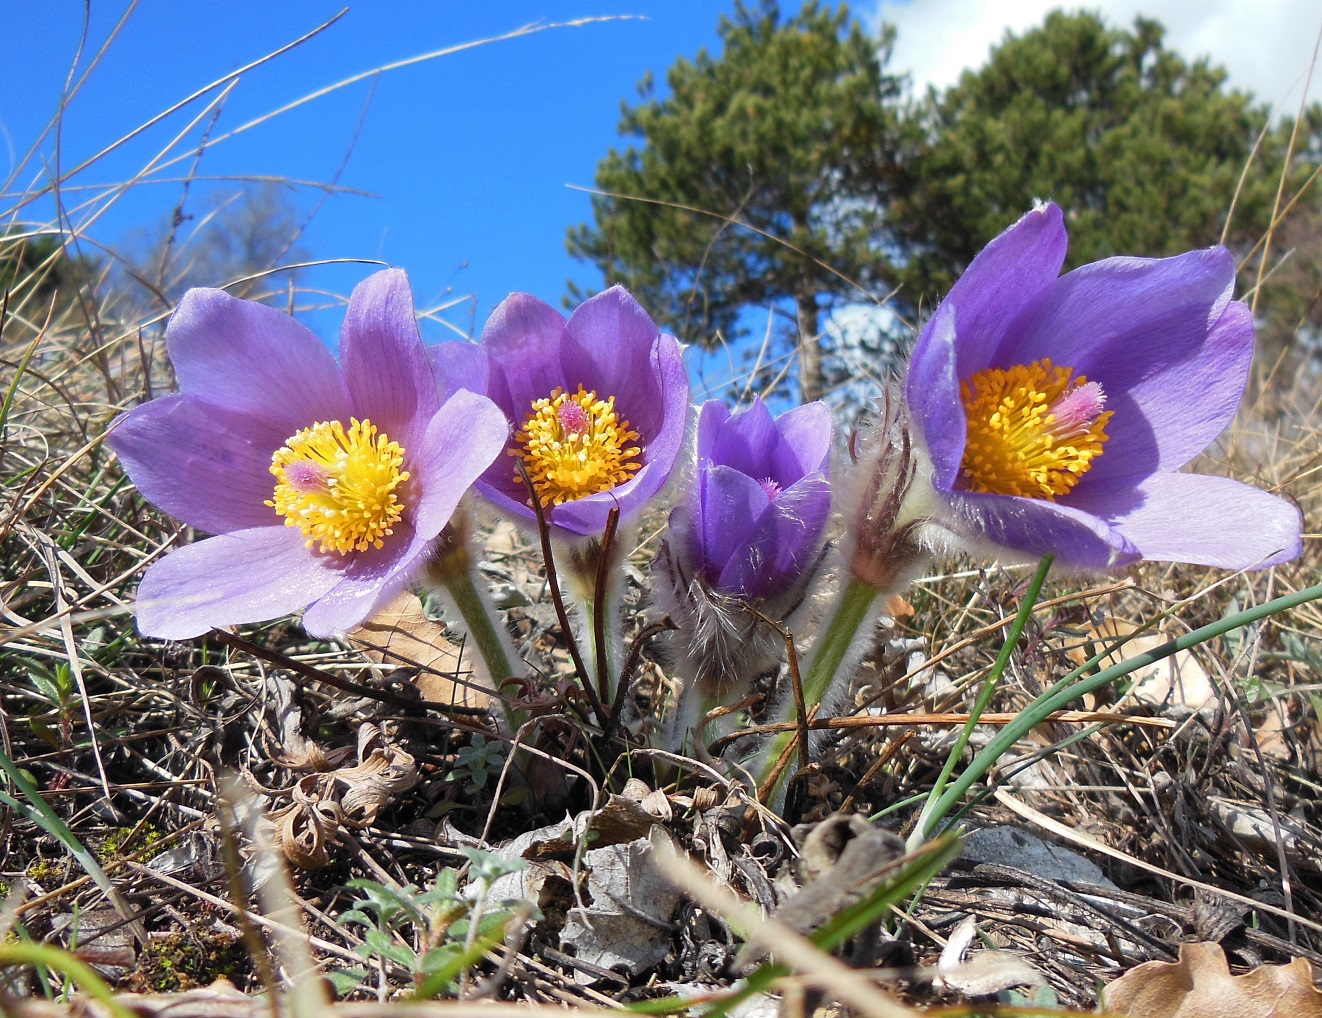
(994, 789, 1322, 936)
(3, 8, 349, 212)
(140, 17, 646, 187)
(651, 835, 918, 1018)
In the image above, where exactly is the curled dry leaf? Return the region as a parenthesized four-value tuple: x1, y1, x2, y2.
(267, 723, 418, 869)
(349, 587, 491, 710)
(1102, 941, 1322, 1018)
(266, 675, 349, 771)
(737, 814, 906, 970)
(935, 916, 1046, 997)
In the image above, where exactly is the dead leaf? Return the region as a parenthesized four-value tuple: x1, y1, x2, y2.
(266, 675, 343, 770)
(622, 777, 675, 822)
(1072, 616, 1216, 712)
(882, 593, 915, 623)
(934, 916, 1046, 996)
(737, 814, 905, 969)
(1102, 941, 1322, 1018)
(266, 723, 418, 869)
(560, 832, 684, 983)
(349, 588, 490, 710)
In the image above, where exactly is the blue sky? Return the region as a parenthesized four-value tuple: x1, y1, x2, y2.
(4, 0, 1314, 383)
(1, 2, 737, 344)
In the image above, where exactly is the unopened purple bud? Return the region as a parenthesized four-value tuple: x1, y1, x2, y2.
(654, 398, 834, 699)
(683, 398, 832, 604)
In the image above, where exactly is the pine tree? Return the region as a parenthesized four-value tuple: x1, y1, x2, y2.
(567, 1, 909, 403)
(889, 11, 1320, 306)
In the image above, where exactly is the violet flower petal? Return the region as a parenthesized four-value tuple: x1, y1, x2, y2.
(703, 399, 780, 480)
(339, 269, 439, 448)
(560, 286, 667, 436)
(407, 389, 511, 539)
(168, 288, 351, 434)
(905, 303, 966, 489)
(107, 395, 283, 535)
(545, 331, 689, 536)
(430, 341, 493, 404)
(941, 202, 1068, 380)
(135, 527, 340, 640)
(717, 475, 832, 599)
(479, 292, 567, 419)
(543, 458, 664, 536)
(995, 246, 1248, 484)
(1078, 300, 1253, 488)
(770, 401, 832, 480)
(1083, 471, 1303, 569)
(996, 247, 1234, 377)
(300, 388, 510, 636)
(300, 522, 425, 637)
(939, 490, 1141, 569)
(700, 465, 774, 581)
(696, 400, 731, 461)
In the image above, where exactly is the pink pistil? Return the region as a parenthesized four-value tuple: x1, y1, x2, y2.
(1050, 381, 1106, 434)
(283, 460, 328, 492)
(557, 401, 589, 437)
(759, 477, 782, 502)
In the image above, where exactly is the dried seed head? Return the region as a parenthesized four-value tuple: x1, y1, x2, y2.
(842, 387, 937, 592)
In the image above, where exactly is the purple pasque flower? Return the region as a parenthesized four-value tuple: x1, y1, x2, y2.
(107, 270, 508, 639)
(905, 202, 1301, 571)
(430, 285, 689, 537)
(668, 398, 832, 604)
(654, 398, 831, 706)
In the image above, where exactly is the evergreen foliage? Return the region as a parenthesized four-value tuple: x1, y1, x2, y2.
(566, 0, 908, 402)
(889, 11, 1322, 307)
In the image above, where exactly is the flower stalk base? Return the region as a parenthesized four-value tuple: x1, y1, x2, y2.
(418, 522, 524, 736)
(751, 575, 882, 809)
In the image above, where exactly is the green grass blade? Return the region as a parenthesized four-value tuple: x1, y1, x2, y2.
(0, 329, 41, 439)
(926, 579, 1322, 833)
(0, 749, 146, 945)
(0, 941, 137, 1018)
(913, 556, 1053, 844)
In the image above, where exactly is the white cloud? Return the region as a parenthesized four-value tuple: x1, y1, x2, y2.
(870, 0, 1322, 114)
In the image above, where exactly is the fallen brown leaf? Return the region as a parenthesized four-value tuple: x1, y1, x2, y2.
(1071, 616, 1215, 712)
(348, 588, 490, 710)
(1101, 941, 1322, 1018)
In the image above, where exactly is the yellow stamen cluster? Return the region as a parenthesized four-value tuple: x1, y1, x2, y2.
(513, 385, 641, 507)
(959, 359, 1112, 501)
(267, 418, 410, 554)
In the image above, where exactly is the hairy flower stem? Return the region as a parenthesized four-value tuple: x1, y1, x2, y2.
(908, 553, 1052, 850)
(753, 575, 882, 809)
(419, 519, 524, 736)
(563, 528, 629, 712)
(665, 683, 746, 756)
(439, 570, 518, 699)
